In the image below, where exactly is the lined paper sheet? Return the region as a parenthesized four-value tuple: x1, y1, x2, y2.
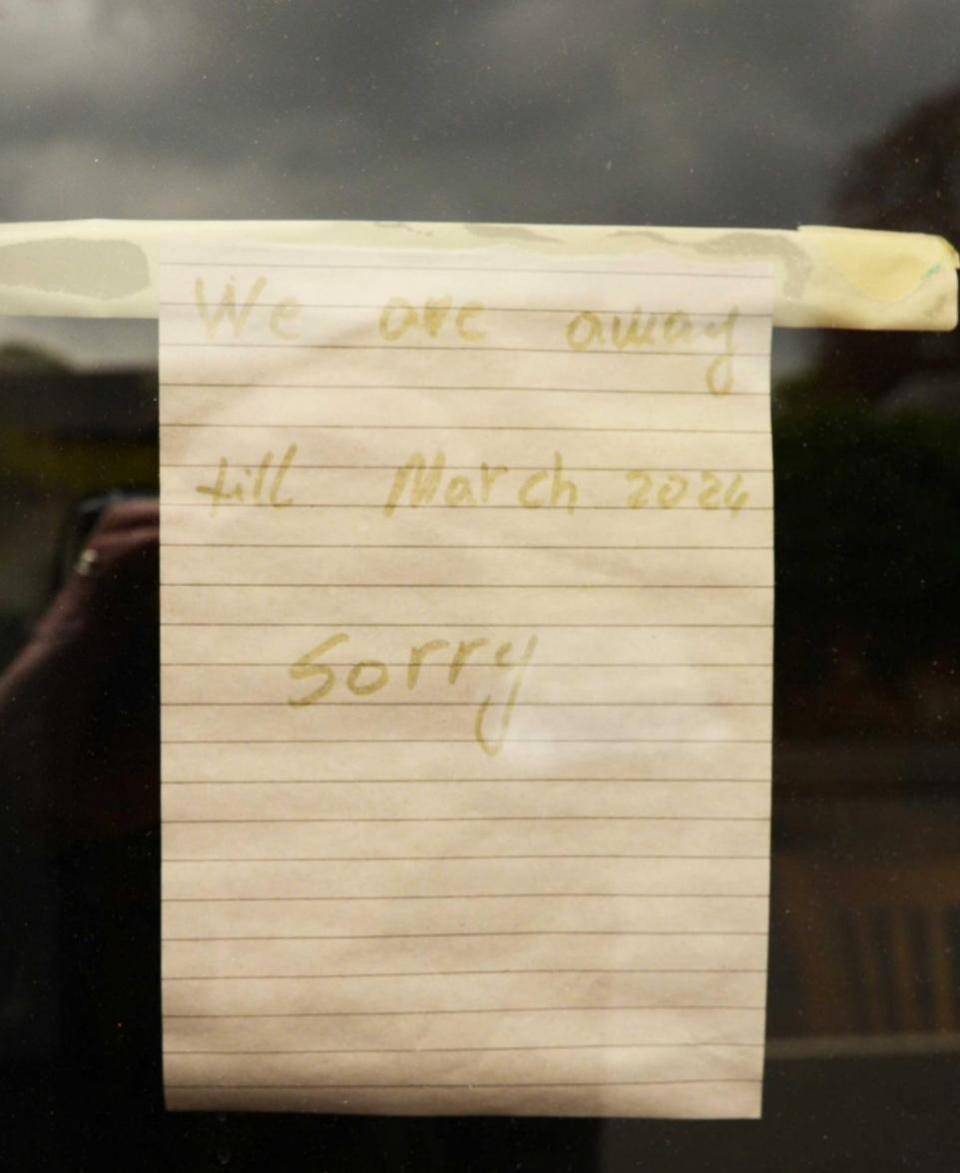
(159, 243, 775, 1119)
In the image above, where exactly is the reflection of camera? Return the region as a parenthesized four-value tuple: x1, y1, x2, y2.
(52, 491, 154, 595)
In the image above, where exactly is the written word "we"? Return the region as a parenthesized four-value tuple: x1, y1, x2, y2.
(193, 276, 302, 340)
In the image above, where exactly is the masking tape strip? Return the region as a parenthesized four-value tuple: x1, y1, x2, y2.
(0, 219, 955, 330)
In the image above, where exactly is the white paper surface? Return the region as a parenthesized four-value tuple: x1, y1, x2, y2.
(159, 243, 775, 1118)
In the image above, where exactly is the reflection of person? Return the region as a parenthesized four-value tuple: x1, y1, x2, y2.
(1, 498, 159, 842)
(0, 498, 161, 1121)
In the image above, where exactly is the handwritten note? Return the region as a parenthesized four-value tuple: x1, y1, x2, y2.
(158, 243, 775, 1118)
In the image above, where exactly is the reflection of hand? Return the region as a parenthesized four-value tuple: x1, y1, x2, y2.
(0, 498, 159, 843)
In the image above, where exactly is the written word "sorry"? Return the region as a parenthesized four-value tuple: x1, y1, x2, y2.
(288, 631, 539, 757)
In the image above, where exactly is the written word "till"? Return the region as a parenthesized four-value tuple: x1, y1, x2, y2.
(195, 444, 298, 515)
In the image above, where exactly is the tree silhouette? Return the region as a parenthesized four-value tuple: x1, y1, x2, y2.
(821, 84, 960, 405)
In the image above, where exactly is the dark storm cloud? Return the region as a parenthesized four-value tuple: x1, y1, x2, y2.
(2, 0, 959, 226)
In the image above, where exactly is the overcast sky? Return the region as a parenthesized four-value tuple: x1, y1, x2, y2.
(1, 0, 958, 365)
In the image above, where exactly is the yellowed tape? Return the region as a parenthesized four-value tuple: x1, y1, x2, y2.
(0, 219, 955, 330)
